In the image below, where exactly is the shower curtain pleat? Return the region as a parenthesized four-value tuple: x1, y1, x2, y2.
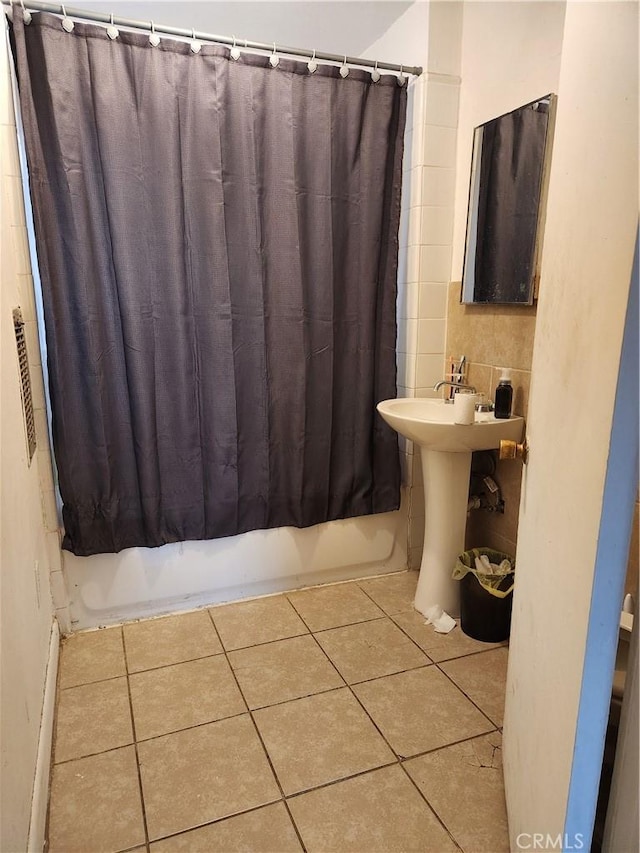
(12, 11, 405, 556)
(373, 86, 406, 514)
(291, 75, 334, 524)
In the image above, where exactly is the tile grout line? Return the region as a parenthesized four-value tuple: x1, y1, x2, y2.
(434, 654, 505, 730)
(206, 609, 309, 853)
(353, 569, 504, 666)
(281, 569, 414, 600)
(283, 758, 399, 801)
(317, 585, 496, 851)
(276, 599, 412, 800)
(286, 594, 415, 797)
(388, 610, 508, 665)
(54, 619, 501, 688)
(243, 682, 346, 713)
(126, 648, 228, 676)
(399, 728, 501, 763)
(218, 599, 412, 822)
(215, 626, 311, 653)
(364, 578, 506, 729)
(53, 630, 151, 853)
(56, 640, 499, 763)
(252, 607, 404, 812)
(398, 760, 465, 852)
(293, 586, 504, 846)
(44, 634, 66, 853)
(57, 671, 129, 689)
(211, 582, 502, 790)
(132, 688, 498, 781)
(354, 580, 429, 647)
(127, 608, 282, 853)
(54, 668, 457, 764)
(113, 717, 501, 851)
(121, 626, 152, 852)
(283, 589, 385, 634)
(348, 662, 431, 690)
(129, 802, 298, 852)
(284, 606, 350, 689)
(279, 597, 414, 760)
(49, 708, 249, 765)
(281, 798, 306, 852)
(260, 662, 490, 851)
(305, 614, 391, 638)
(353, 583, 491, 712)
(210, 595, 431, 849)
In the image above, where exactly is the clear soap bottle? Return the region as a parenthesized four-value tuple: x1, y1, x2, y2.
(494, 370, 513, 419)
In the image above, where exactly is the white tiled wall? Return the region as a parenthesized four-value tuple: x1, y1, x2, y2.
(397, 71, 460, 567)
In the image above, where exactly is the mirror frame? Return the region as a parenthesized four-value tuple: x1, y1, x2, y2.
(461, 93, 557, 305)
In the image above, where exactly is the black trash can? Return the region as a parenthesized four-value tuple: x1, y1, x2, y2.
(454, 548, 515, 643)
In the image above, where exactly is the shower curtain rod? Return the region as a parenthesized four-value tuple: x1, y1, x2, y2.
(4, 0, 423, 76)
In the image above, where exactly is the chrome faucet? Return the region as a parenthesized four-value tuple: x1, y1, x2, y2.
(434, 380, 477, 394)
(434, 380, 495, 410)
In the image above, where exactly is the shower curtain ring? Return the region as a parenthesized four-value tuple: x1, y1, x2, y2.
(19, 0, 32, 25)
(397, 64, 407, 87)
(269, 42, 280, 68)
(190, 28, 201, 54)
(371, 61, 381, 83)
(149, 20, 160, 47)
(339, 55, 349, 78)
(61, 4, 74, 32)
(230, 35, 241, 61)
(307, 49, 317, 74)
(107, 12, 119, 40)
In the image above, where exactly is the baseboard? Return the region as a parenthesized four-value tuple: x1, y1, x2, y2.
(27, 619, 59, 853)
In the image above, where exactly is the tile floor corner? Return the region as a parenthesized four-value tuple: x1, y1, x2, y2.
(48, 571, 510, 853)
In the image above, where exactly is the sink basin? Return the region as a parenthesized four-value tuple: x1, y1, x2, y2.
(376, 398, 523, 452)
(377, 397, 524, 617)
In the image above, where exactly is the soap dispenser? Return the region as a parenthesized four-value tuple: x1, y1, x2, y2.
(494, 370, 513, 419)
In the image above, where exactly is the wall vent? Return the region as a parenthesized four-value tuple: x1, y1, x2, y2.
(13, 307, 37, 463)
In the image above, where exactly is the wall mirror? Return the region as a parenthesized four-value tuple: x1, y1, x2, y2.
(461, 94, 557, 305)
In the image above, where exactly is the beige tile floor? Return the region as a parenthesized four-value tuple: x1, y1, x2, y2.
(48, 571, 510, 853)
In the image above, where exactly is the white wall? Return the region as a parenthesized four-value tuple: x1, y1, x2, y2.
(452, 0, 566, 280)
(0, 22, 59, 853)
(502, 0, 638, 843)
(360, 0, 429, 67)
(82, 0, 414, 60)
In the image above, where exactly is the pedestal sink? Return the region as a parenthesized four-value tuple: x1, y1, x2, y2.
(377, 398, 524, 617)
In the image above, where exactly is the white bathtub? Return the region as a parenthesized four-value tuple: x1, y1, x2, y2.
(62, 495, 409, 630)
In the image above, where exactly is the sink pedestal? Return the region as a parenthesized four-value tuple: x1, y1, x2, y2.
(376, 397, 523, 619)
(414, 448, 472, 617)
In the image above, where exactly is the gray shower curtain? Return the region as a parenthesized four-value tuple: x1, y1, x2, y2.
(12, 12, 404, 557)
